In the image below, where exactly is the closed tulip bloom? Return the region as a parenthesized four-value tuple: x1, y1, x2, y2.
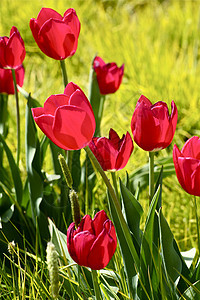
(173, 136, 200, 196)
(30, 8, 80, 60)
(0, 27, 26, 69)
(93, 56, 124, 95)
(67, 210, 117, 270)
(89, 128, 133, 171)
(0, 65, 25, 95)
(32, 82, 95, 150)
(131, 95, 178, 152)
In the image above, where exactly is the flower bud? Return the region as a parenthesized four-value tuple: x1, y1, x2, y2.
(69, 189, 81, 228)
(58, 154, 73, 188)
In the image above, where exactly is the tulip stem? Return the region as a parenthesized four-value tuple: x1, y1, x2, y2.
(149, 151, 155, 204)
(60, 59, 68, 87)
(91, 269, 102, 300)
(193, 196, 200, 256)
(111, 172, 119, 200)
(11, 68, 20, 166)
(85, 146, 140, 268)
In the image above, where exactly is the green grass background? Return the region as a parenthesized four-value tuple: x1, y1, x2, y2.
(1, 0, 200, 251)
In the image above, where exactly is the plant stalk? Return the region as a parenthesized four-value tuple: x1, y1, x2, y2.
(193, 196, 200, 256)
(111, 171, 119, 200)
(91, 269, 102, 300)
(11, 69, 20, 166)
(149, 151, 155, 204)
(60, 59, 68, 87)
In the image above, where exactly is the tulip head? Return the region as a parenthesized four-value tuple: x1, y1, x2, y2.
(30, 7, 80, 60)
(131, 95, 178, 152)
(93, 56, 124, 95)
(67, 210, 117, 270)
(32, 82, 95, 150)
(89, 128, 133, 171)
(0, 26, 25, 69)
(173, 136, 200, 196)
(0, 65, 25, 95)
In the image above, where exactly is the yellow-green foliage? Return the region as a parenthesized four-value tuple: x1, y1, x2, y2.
(1, 0, 200, 249)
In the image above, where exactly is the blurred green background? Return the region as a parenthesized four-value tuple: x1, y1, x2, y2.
(1, 0, 200, 250)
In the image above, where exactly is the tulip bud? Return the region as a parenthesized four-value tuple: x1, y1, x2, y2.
(69, 189, 81, 228)
(58, 154, 73, 189)
(46, 242, 59, 299)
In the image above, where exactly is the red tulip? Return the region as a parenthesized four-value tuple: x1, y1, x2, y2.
(32, 82, 95, 150)
(0, 27, 26, 69)
(0, 65, 25, 95)
(173, 136, 200, 196)
(131, 95, 178, 152)
(30, 8, 80, 60)
(67, 210, 117, 270)
(93, 56, 124, 95)
(89, 128, 133, 171)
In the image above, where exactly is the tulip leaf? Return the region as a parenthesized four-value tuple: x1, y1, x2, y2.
(158, 209, 182, 283)
(119, 178, 143, 248)
(107, 192, 138, 299)
(0, 134, 23, 205)
(179, 280, 200, 299)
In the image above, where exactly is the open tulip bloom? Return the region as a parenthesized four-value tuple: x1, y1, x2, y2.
(93, 56, 124, 95)
(89, 128, 133, 171)
(131, 95, 178, 152)
(0, 26, 26, 69)
(173, 136, 200, 196)
(32, 82, 95, 150)
(67, 210, 117, 270)
(30, 8, 80, 60)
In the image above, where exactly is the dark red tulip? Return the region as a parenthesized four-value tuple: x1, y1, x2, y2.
(30, 8, 80, 60)
(89, 128, 133, 171)
(0, 27, 26, 69)
(131, 95, 178, 152)
(173, 136, 200, 196)
(32, 82, 95, 150)
(0, 65, 25, 95)
(67, 210, 117, 270)
(93, 56, 124, 95)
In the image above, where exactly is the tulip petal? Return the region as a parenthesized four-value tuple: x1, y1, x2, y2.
(53, 105, 94, 150)
(181, 136, 200, 159)
(116, 131, 133, 170)
(0, 37, 8, 68)
(88, 220, 117, 270)
(36, 7, 63, 27)
(5, 32, 26, 68)
(92, 210, 108, 236)
(64, 81, 79, 96)
(43, 94, 69, 115)
(76, 215, 94, 235)
(39, 19, 75, 59)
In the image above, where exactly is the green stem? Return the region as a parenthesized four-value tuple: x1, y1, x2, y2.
(60, 60, 68, 87)
(91, 269, 102, 300)
(111, 172, 119, 200)
(149, 151, 155, 204)
(85, 146, 140, 268)
(11, 69, 20, 166)
(193, 196, 200, 256)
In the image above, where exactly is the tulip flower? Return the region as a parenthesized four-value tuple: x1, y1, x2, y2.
(30, 8, 80, 60)
(131, 95, 178, 152)
(32, 82, 95, 150)
(93, 56, 124, 95)
(173, 136, 200, 196)
(0, 27, 26, 69)
(0, 65, 25, 95)
(67, 210, 117, 270)
(89, 128, 133, 171)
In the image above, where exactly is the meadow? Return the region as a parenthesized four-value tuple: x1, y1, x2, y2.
(1, 0, 200, 298)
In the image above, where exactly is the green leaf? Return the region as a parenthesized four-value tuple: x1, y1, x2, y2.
(0, 134, 23, 205)
(179, 280, 200, 299)
(158, 209, 182, 283)
(119, 178, 143, 247)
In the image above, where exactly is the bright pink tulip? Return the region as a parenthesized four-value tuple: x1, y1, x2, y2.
(32, 82, 95, 150)
(93, 56, 124, 95)
(0, 27, 26, 69)
(89, 128, 133, 171)
(173, 136, 200, 196)
(0, 65, 25, 95)
(67, 210, 117, 270)
(131, 95, 178, 152)
(30, 8, 80, 60)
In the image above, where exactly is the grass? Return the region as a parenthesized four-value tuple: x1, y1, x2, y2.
(1, 0, 200, 252)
